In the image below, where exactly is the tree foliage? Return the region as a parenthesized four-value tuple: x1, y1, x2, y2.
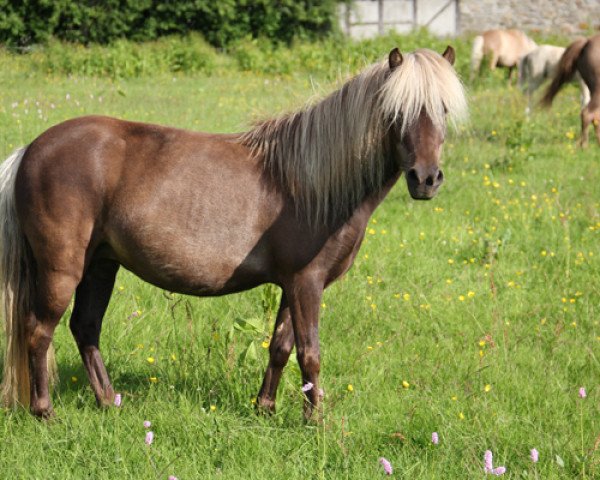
(0, 0, 340, 47)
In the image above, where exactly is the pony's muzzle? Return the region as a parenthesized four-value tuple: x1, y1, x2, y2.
(406, 167, 444, 199)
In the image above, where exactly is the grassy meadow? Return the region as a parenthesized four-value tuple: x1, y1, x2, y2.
(0, 32, 599, 479)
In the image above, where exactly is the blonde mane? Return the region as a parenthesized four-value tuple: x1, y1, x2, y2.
(240, 49, 467, 226)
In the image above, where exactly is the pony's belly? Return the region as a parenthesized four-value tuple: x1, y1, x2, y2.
(497, 54, 517, 67)
(106, 225, 273, 296)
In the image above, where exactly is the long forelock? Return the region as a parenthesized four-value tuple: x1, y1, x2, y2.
(240, 49, 467, 226)
(380, 49, 468, 136)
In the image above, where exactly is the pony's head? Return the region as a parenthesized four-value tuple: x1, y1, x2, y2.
(381, 46, 467, 200)
(242, 45, 466, 226)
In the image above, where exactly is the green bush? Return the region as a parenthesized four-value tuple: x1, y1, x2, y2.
(0, 0, 340, 48)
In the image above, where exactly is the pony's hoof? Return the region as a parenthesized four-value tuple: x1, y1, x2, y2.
(96, 395, 117, 409)
(255, 396, 276, 415)
(95, 386, 116, 408)
(31, 405, 55, 420)
(303, 404, 323, 425)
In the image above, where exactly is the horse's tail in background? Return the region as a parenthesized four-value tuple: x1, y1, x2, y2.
(0, 147, 55, 408)
(540, 37, 588, 107)
(470, 35, 485, 79)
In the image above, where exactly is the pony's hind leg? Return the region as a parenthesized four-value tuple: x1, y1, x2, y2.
(69, 258, 119, 407)
(257, 294, 294, 413)
(28, 265, 82, 417)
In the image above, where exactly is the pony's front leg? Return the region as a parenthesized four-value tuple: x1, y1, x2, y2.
(69, 259, 119, 407)
(286, 275, 324, 421)
(257, 294, 294, 413)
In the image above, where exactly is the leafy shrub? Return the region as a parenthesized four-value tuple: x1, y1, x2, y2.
(0, 0, 340, 48)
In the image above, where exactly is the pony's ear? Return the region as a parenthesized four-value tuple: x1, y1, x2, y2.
(441, 45, 456, 66)
(389, 48, 403, 70)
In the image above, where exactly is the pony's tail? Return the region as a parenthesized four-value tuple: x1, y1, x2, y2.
(470, 35, 485, 79)
(540, 37, 588, 107)
(0, 147, 54, 408)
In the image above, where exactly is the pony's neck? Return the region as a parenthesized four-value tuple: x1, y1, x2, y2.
(339, 168, 402, 239)
(241, 64, 391, 227)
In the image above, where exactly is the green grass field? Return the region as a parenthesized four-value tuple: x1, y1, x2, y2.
(0, 37, 599, 479)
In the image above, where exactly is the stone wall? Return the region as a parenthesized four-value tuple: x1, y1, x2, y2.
(459, 0, 600, 35)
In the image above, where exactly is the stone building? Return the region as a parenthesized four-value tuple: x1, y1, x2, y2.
(459, 0, 600, 35)
(340, 0, 600, 38)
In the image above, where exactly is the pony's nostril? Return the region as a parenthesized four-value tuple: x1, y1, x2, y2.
(437, 170, 444, 183)
(425, 175, 435, 187)
(407, 169, 419, 183)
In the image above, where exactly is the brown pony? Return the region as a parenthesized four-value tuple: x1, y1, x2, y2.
(0, 47, 466, 418)
(541, 34, 600, 147)
(471, 29, 537, 81)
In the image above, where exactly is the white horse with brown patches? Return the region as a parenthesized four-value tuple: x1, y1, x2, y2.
(519, 44, 590, 113)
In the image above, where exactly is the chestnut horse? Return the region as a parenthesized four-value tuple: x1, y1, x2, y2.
(541, 34, 600, 147)
(471, 29, 537, 81)
(0, 47, 466, 418)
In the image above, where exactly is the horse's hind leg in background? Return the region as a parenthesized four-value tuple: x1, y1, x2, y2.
(285, 274, 324, 421)
(69, 258, 119, 407)
(257, 294, 294, 413)
(580, 104, 594, 148)
(594, 115, 600, 146)
(27, 251, 84, 417)
(507, 65, 516, 83)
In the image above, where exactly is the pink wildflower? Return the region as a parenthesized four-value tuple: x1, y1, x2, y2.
(579, 387, 587, 398)
(302, 382, 314, 393)
(379, 457, 393, 475)
(484, 450, 506, 475)
(484, 450, 493, 473)
(530, 448, 539, 463)
(143, 420, 151, 429)
(145, 431, 154, 446)
(431, 432, 439, 445)
(114, 393, 122, 407)
(168, 476, 178, 480)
